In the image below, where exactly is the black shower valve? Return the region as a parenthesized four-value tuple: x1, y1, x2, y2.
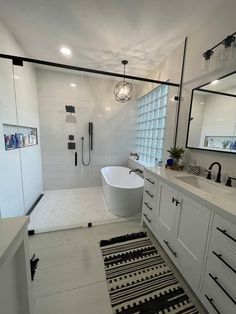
(68, 142, 76, 150)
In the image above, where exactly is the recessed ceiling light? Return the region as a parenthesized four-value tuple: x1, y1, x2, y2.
(70, 83, 77, 87)
(200, 102, 205, 105)
(105, 107, 111, 112)
(60, 46, 72, 56)
(210, 80, 219, 85)
(98, 114, 103, 118)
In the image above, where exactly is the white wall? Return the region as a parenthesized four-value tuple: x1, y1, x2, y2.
(144, 0, 236, 182)
(37, 68, 136, 190)
(0, 19, 42, 217)
(177, 0, 236, 181)
(136, 43, 184, 163)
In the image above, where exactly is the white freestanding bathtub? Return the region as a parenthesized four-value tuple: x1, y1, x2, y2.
(101, 166, 144, 217)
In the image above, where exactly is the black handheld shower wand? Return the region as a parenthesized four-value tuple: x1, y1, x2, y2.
(81, 122, 93, 166)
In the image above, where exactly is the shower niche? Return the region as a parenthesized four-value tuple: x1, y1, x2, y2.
(3, 123, 38, 151)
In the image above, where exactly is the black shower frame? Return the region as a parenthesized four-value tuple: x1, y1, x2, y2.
(0, 49, 186, 147)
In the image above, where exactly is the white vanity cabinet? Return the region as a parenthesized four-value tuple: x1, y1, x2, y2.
(155, 182, 179, 257)
(174, 193, 211, 290)
(202, 213, 236, 314)
(141, 168, 236, 314)
(154, 181, 211, 291)
(142, 171, 159, 231)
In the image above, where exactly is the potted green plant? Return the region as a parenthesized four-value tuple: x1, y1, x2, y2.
(167, 146, 185, 168)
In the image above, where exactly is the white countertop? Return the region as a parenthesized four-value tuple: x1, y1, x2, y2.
(0, 216, 29, 266)
(145, 166, 236, 224)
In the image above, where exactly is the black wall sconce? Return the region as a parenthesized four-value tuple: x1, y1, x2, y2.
(202, 32, 236, 71)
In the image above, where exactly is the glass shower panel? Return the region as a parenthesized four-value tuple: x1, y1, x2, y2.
(0, 58, 25, 217)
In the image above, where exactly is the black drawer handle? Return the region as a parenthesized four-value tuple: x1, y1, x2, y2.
(164, 240, 177, 257)
(216, 227, 236, 243)
(205, 295, 222, 314)
(75, 152, 77, 166)
(143, 213, 151, 223)
(144, 202, 152, 211)
(212, 251, 236, 274)
(145, 190, 153, 198)
(172, 197, 175, 203)
(146, 178, 155, 184)
(209, 273, 236, 305)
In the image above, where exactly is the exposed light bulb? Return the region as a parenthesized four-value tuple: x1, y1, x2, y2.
(210, 80, 219, 85)
(60, 46, 72, 56)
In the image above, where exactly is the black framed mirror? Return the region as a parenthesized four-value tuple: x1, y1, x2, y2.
(186, 70, 236, 154)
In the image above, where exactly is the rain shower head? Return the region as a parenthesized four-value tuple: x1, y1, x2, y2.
(65, 105, 75, 113)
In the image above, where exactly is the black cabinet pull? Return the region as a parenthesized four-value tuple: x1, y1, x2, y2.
(216, 227, 236, 243)
(75, 152, 77, 166)
(212, 251, 236, 274)
(146, 178, 155, 184)
(209, 273, 236, 304)
(205, 295, 221, 314)
(172, 197, 180, 206)
(143, 213, 151, 223)
(164, 240, 177, 257)
(145, 190, 153, 198)
(144, 202, 152, 211)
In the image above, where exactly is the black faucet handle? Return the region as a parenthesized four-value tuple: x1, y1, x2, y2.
(205, 169, 212, 180)
(225, 176, 236, 187)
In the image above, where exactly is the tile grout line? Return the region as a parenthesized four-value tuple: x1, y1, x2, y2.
(34, 279, 108, 300)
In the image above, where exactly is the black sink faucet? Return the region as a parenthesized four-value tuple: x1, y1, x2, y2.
(208, 162, 222, 183)
(129, 168, 143, 174)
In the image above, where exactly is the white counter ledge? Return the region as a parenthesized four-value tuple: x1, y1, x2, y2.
(145, 166, 236, 224)
(0, 216, 29, 265)
(0, 216, 33, 314)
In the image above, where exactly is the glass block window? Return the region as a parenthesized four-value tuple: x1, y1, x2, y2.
(136, 84, 168, 166)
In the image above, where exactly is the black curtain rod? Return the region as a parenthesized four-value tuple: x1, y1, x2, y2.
(0, 53, 179, 87)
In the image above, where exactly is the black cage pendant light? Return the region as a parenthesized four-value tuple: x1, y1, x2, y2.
(114, 60, 133, 102)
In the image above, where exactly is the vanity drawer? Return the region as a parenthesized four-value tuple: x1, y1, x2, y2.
(212, 213, 236, 251)
(203, 235, 236, 314)
(208, 237, 236, 279)
(142, 210, 153, 229)
(144, 172, 158, 194)
(143, 195, 155, 214)
(143, 188, 156, 204)
(202, 274, 235, 314)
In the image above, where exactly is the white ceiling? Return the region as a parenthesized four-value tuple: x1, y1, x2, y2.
(0, 0, 225, 77)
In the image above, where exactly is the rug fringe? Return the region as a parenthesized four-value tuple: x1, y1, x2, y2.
(100, 231, 147, 247)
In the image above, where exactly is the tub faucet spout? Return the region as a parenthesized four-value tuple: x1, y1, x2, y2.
(129, 168, 143, 174)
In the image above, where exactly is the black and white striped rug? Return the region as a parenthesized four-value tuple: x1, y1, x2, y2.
(100, 232, 198, 314)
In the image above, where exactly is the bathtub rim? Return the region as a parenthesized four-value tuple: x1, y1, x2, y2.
(101, 166, 144, 189)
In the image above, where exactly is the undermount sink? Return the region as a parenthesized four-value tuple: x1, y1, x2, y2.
(176, 175, 230, 195)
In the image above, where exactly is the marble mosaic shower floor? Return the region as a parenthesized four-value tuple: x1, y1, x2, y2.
(28, 186, 140, 233)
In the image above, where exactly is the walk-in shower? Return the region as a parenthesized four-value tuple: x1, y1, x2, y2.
(0, 52, 181, 232)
